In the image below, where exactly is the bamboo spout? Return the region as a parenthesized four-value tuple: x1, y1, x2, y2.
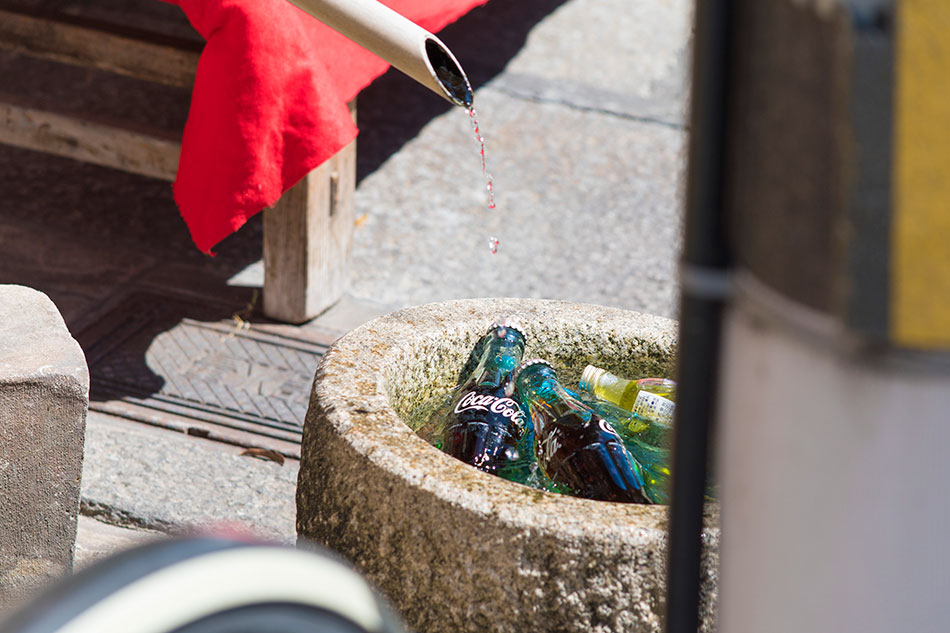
(286, 0, 474, 107)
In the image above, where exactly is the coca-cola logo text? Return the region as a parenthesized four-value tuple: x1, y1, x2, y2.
(453, 391, 526, 426)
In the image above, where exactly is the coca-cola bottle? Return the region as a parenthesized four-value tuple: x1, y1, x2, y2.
(440, 318, 527, 474)
(574, 384, 717, 504)
(575, 366, 678, 503)
(511, 359, 649, 504)
(577, 397, 672, 504)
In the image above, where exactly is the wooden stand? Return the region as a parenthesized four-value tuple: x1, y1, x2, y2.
(264, 102, 356, 323)
(0, 7, 355, 323)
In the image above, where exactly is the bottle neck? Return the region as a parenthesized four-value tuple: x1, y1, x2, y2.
(467, 328, 524, 389)
(518, 367, 590, 425)
(581, 366, 629, 395)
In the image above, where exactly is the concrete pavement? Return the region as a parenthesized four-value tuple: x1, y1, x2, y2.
(0, 0, 694, 587)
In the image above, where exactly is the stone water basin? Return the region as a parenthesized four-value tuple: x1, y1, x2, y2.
(296, 298, 718, 633)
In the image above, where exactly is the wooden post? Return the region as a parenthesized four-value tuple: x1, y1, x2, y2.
(262, 100, 357, 323)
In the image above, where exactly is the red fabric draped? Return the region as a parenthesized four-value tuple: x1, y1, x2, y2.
(162, 0, 486, 253)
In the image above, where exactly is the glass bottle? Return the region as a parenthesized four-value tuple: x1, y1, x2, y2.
(578, 365, 676, 425)
(578, 389, 719, 504)
(583, 398, 672, 504)
(512, 359, 649, 504)
(440, 317, 527, 474)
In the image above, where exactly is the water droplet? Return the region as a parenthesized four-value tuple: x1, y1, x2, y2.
(470, 106, 500, 248)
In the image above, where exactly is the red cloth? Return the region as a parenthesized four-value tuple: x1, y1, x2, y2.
(163, 0, 486, 253)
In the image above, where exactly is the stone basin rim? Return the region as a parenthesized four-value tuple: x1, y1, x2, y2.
(311, 297, 681, 539)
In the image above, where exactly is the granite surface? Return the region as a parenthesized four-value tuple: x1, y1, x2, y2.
(0, 285, 88, 607)
(297, 299, 717, 633)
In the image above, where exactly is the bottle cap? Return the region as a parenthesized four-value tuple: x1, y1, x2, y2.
(578, 365, 607, 393)
(510, 358, 554, 385)
(490, 315, 525, 339)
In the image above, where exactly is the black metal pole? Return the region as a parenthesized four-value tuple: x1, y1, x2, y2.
(664, 1, 732, 632)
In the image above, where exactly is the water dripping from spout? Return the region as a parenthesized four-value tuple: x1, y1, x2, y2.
(468, 106, 500, 254)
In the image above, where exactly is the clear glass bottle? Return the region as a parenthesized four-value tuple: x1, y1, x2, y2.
(578, 365, 676, 425)
(512, 359, 649, 504)
(440, 317, 527, 474)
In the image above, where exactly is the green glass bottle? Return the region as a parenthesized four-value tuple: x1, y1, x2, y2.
(579, 397, 672, 504)
(574, 385, 717, 504)
(578, 365, 676, 425)
(512, 359, 648, 504)
(440, 317, 527, 474)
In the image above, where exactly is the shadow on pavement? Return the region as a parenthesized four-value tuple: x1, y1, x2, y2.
(0, 0, 568, 452)
(356, 0, 570, 181)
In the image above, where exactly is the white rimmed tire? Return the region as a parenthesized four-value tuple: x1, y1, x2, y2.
(0, 537, 405, 633)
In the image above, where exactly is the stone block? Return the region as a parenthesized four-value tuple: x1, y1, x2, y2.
(0, 285, 88, 605)
(297, 298, 718, 633)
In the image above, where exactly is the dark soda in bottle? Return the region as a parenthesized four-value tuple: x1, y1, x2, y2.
(512, 359, 649, 504)
(441, 318, 527, 474)
(577, 395, 673, 504)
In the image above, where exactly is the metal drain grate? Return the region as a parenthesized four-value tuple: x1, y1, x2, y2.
(79, 292, 328, 458)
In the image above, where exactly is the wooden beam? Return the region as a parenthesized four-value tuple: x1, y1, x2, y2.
(0, 3, 358, 325)
(0, 9, 199, 88)
(263, 101, 357, 323)
(0, 101, 180, 181)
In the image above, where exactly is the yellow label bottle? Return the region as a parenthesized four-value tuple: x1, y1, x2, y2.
(578, 365, 676, 425)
